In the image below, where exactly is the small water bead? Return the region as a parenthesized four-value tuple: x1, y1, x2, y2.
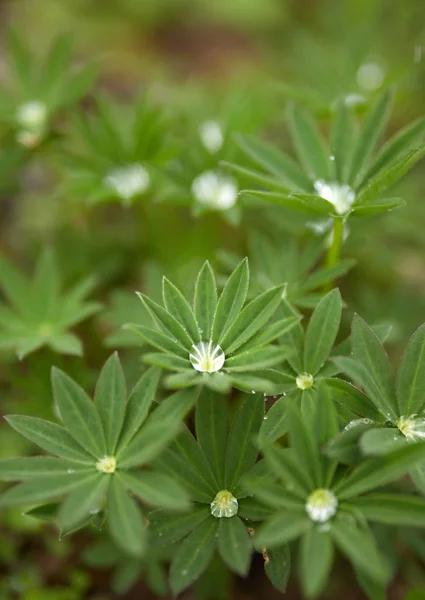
(210, 490, 238, 518)
(189, 341, 225, 373)
(67, 468, 75, 474)
(104, 164, 150, 203)
(305, 489, 338, 523)
(191, 170, 238, 211)
(199, 120, 224, 154)
(96, 455, 117, 474)
(296, 372, 314, 391)
(356, 61, 385, 92)
(314, 180, 355, 215)
(16, 101, 47, 130)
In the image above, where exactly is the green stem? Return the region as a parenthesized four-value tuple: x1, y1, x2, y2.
(326, 217, 344, 270)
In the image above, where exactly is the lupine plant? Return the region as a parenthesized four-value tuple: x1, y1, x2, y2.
(3, 23, 425, 600)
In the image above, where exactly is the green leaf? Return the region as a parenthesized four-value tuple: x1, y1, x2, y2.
(51, 367, 106, 459)
(193, 261, 217, 340)
(356, 146, 425, 204)
(58, 473, 110, 531)
(108, 475, 146, 557)
(287, 406, 322, 488)
(195, 388, 228, 488)
(255, 510, 311, 549)
(351, 315, 398, 418)
(163, 277, 200, 342)
(300, 529, 334, 598)
(211, 258, 249, 345)
(259, 396, 291, 447)
(0, 457, 92, 481)
(325, 377, 381, 420)
(360, 428, 405, 456)
(118, 388, 197, 468)
(331, 98, 354, 182)
(218, 516, 252, 576)
(0, 255, 31, 316)
(264, 545, 291, 593)
(233, 133, 312, 190)
(263, 445, 312, 496)
(137, 293, 193, 350)
(334, 442, 425, 499)
(237, 496, 274, 520)
(288, 104, 331, 181)
(396, 323, 425, 416)
(292, 193, 335, 215)
(25, 503, 60, 522)
(242, 477, 302, 510)
(5, 415, 95, 465)
(0, 472, 97, 507)
(304, 289, 342, 374)
(154, 447, 215, 503)
(171, 425, 218, 494)
(117, 367, 160, 452)
(332, 357, 397, 421)
(119, 470, 191, 511)
(221, 286, 284, 354)
(225, 346, 286, 372)
(242, 190, 320, 214)
(143, 352, 189, 371)
(32, 249, 59, 317)
(325, 421, 377, 464)
(224, 393, 263, 490)
(170, 517, 219, 595)
(330, 518, 390, 585)
(362, 116, 425, 185)
(123, 324, 188, 358)
(348, 89, 393, 187)
(298, 259, 356, 293)
(148, 505, 210, 545)
(6, 29, 32, 92)
(352, 493, 425, 526)
(48, 333, 83, 356)
(351, 197, 405, 217)
(236, 316, 299, 353)
(221, 160, 292, 193)
(94, 353, 126, 454)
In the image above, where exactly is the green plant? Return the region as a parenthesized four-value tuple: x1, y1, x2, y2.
(2, 19, 425, 600)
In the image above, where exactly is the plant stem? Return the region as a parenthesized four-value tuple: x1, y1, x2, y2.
(326, 217, 344, 270)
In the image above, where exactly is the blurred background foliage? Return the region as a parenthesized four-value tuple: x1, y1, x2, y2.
(1, 0, 425, 598)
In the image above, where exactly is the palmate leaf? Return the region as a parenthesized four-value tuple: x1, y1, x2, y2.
(124, 324, 188, 358)
(163, 277, 200, 343)
(288, 103, 331, 181)
(330, 519, 390, 585)
(300, 528, 334, 599)
(304, 289, 342, 375)
(217, 517, 252, 576)
(348, 88, 393, 188)
(195, 389, 228, 488)
(148, 505, 210, 546)
(264, 545, 291, 593)
(94, 352, 126, 454)
(224, 393, 263, 490)
(263, 446, 312, 497)
(170, 517, 219, 595)
(360, 428, 405, 456)
(224, 346, 287, 372)
(286, 406, 322, 488)
(396, 323, 425, 416)
(255, 511, 311, 549)
(0, 457, 92, 481)
(52, 367, 106, 459)
(352, 493, 425, 526)
(221, 285, 284, 353)
(193, 261, 217, 339)
(233, 133, 312, 191)
(108, 475, 146, 557)
(211, 258, 249, 345)
(117, 367, 160, 452)
(119, 470, 191, 511)
(137, 294, 193, 350)
(334, 442, 425, 499)
(4, 415, 95, 464)
(331, 98, 354, 183)
(58, 474, 110, 531)
(351, 315, 398, 413)
(118, 388, 198, 468)
(171, 425, 218, 495)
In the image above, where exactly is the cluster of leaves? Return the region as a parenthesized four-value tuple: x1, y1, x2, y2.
(3, 24, 425, 600)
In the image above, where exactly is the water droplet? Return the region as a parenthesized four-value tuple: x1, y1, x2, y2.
(329, 155, 335, 161)
(251, 390, 256, 394)
(189, 341, 225, 373)
(263, 415, 268, 420)
(181, 570, 188, 576)
(67, 468, 75, 474)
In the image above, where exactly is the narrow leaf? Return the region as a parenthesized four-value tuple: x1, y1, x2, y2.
(218, 516, 252, 576)
(163, 277, 200, 342)
(211, 258, 249, 345)
(195, 388, 228, 487)
(396, 323, 425, 416)
(193, 261, 217, 339)
(304, 289, 342, 374)
(108, 475, 146, 556)
(94, 353, 126, 454)
(119, 470, 191, 511)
